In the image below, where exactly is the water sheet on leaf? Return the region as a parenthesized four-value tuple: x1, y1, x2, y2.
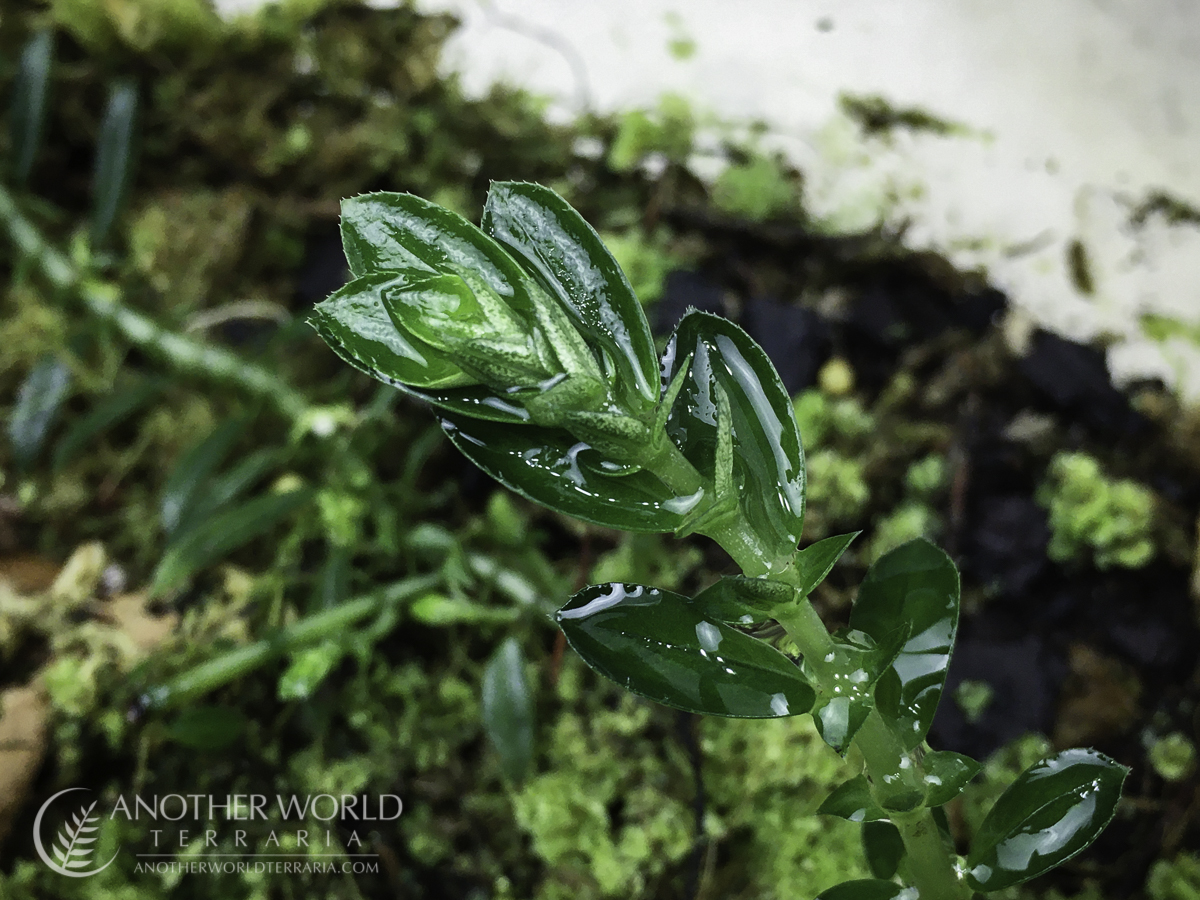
(557, 582, 815, 718)
(482, 181, 659, 409)
(661, 311, 805, 573)
(966, 748, 1128, 892)
(849, 539, 960, 749)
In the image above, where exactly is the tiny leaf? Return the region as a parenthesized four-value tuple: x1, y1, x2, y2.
(160, 419, 244, 536)
(817, 775, 888, 823)
(91, 79, 139, 246)
(278, 642, 343, 701)
(849, 539, 960, 749)
(966, 748, 1128, 892)
(152, 488, 312, 596)
(557, 582, 815, 718)
(10, 31, 54, 183)
(481, 638, 535, 783)
(794, 532, 860, 596)
(53, 378, 159, 471)
(691, 575, 793, 624)
(863, 821, 906, 880)
(922, 750, 982, 806)
(8, 356, 71, 470)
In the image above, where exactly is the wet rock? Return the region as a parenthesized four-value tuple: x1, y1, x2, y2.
(965, 495, 1050, 596)
(1018, 330, 1146, 437)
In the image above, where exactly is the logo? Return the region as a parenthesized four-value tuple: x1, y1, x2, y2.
(33, 788, 120, 878)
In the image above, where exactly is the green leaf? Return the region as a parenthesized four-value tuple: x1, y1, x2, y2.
(311, 271, 478, 389)
(848, 539, 960, 749)
(440, 413, 689, 533)
(809, 626, 909, 754)
(795, 532, 860, 596)
(481, 637, 535, 783)
(53, 378, 159, 471)
(482, 181, 659, 409)
(409, 593, 519, 626)
(662, 310, 805, 574)
(557, 582, 815, 718)
(164, 705, 246, 751)
(340, 193, 532, 312)
(966, 748, 1128, 892)
(182, 448, 280, 532)
(152, 488, 312, 596)
(863, 821, 906, 880)
(160, 419, 244, 536)
(922, 750, 982, 806)
(91, 79, 138, 246)
(817, 775, 888, 822)
(8, 355, 71, 469)
(816, 879, 917, 900)
(10, 31, 54, 183)
(278, 642, 343, 701)
(690, 575, 793, 623)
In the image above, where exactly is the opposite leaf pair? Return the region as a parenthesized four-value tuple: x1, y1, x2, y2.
(311, 182, 804, 574)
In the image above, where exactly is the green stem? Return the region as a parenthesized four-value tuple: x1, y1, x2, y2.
(0, 182, 309, 422)
(771, 578, 967, 900)
(141, 574, 438, 710)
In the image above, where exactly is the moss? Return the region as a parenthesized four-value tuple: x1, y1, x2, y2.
(1149, 853, 1200, 900)
(607, 93, 695, 173)
(1037, 451, 1156, 569)
(712, 154, 801, 222)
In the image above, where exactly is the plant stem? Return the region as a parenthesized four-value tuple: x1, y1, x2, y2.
(140, 573, 439, 710)
(0, 182, 310, 422)
(772, 579, 967, 900)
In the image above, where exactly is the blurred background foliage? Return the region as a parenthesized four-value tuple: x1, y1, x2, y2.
(1, 1, 1199, 898)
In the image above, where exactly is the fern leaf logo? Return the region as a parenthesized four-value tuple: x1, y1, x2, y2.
(33, 788, 119, 877)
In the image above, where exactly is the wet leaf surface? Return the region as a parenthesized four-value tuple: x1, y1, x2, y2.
(662, 310, 805, 572)
(966, 748, 1129, 892)
(850, 539, 960, 749)
(557, 582, 815, 718)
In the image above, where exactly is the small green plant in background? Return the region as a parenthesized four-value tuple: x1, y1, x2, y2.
(1037, 451, 1155, 569)
(310, 182, 1128, 899)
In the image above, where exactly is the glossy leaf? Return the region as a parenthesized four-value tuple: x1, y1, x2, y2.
(311, 271, 478, 389)
(863, 821, 906, 880)
(10, 31, 53, 183)
(53, 378, 159, 471)
(817, 775, 888, 823)
(440, 413, 690, 533)
(808, 626, 909, 754)
(8, 355, 71, 469)
(662, 310, 805, 574)
(794, 531, 860, 596)
(816, 879, 917, 900)
(91, 79, 138, 246)
(340, 193, 531, 311)
(557, 582, 815, 718)
(482, 181, 658, 408)
(160, 419, 244, 536)
(151, 488, 312, 596)
(481, 638, 535, 783)
(690, 575, 793, 624)
(922, 750, 982, 806)
(849, 539, 960, 749)
(966, 749, 1128, 892)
